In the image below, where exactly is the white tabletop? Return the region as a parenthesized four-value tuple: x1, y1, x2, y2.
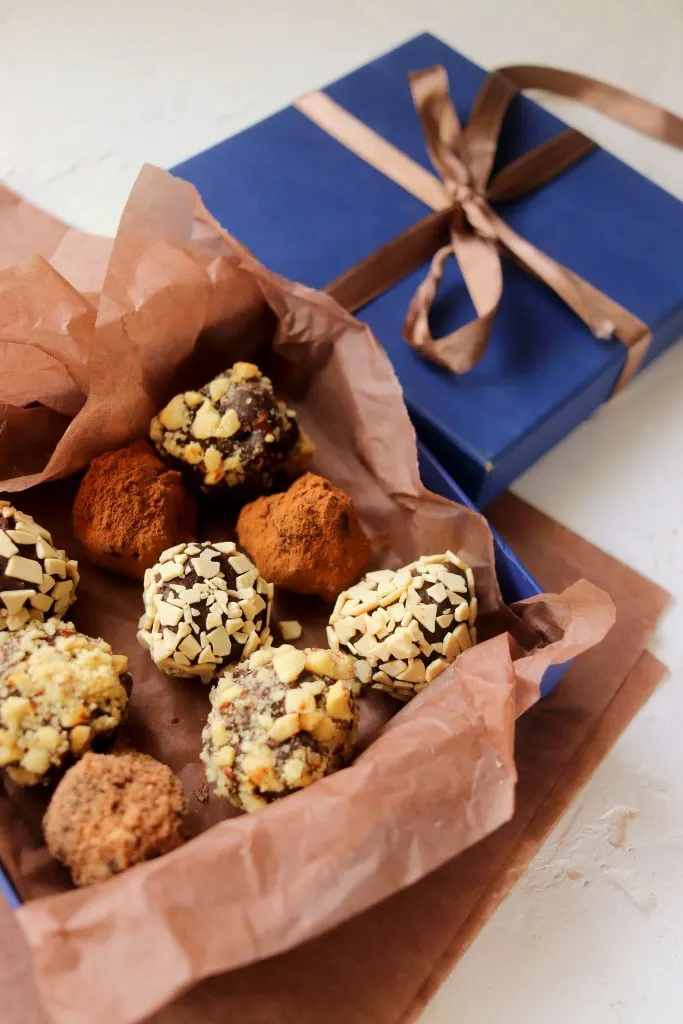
(2, 2, 682, 1021)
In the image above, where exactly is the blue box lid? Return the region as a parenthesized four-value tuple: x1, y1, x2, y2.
(174, 33, 683, 503)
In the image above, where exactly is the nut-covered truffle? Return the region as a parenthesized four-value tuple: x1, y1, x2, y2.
(0, 619, 130, 786)
(72, 440, 197, 580)
(149, 361, 315, 498)
(44, 751, 186, 887)
(0, 501, 79, 632)
(138, 540, 274, 682)
(328, 552, 478, 701)
(201, 645, 361, 812)
(237, 473, 372, 602)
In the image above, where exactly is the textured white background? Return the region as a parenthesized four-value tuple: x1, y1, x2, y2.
(2, 2, 682, 1021)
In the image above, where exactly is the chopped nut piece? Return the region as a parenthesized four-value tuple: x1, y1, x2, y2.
(284, 688, 316, 715)
(268, 712, 302, 743)
(354, 659, 372, 684)
(21, 747, 51, 776)
(272, 646, 306, 684)
(378, 660, 407, 679)
(191, 400, 222, 439)
(249, 648, 274, 669)
(325, 681, 354, 720)
(454, 622, 473, 651)
(5, 555, 44, 586)
(426, 658, 447, 683)
(397, 659, 426, 684)
(214, 744, 235, 768)
(0, 590, 35, 616)
(0, 531, 19, 558)
(326, 625, 340, 651)
(443, 631, 462, 661)
(278, 620, 303, 642)
(159, 394, 190, 431)
(69, 725, 92, 755)
(299, 711, 323, 732)
(228, 553, 255, 575)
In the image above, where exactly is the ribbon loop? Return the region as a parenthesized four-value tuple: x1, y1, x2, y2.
(400, 63, 683, 390)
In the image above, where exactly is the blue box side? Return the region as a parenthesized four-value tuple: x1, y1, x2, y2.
(0, 865, 20, 909)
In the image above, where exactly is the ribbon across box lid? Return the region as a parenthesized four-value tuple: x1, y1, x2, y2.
(173, 33, 683, 504)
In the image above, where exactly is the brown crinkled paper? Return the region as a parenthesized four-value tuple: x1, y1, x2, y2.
(0, 166, 613, 1024)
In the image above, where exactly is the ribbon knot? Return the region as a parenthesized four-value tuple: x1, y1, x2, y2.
(457, 190, 498, 242)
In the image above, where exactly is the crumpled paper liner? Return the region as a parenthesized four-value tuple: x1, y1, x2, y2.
(0, 167, 613, 1024)
(0, 496, 666, 1024)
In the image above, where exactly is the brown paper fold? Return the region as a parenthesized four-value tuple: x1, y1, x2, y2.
(0, 497, 665, 1024)
(0, 167, 613, 1024)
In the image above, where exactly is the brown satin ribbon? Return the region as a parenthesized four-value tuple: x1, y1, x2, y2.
(296, 65, 683, 391)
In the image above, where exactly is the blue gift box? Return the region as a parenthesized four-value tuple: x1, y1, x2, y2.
(0, 442, 565, 909)
(173, 32, 683, 505)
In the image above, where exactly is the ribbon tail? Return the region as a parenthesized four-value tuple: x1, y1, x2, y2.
(489, 209, 651, 391)
(403, 215, 503, 374)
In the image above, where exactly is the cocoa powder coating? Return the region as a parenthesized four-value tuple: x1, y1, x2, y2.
(72, 440, 197, 580)
(236, 473, 372, 602)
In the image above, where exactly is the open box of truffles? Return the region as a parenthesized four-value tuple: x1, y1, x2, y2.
(0, 166, 614, 1024)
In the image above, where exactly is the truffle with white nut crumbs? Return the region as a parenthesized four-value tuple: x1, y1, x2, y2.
(0, 619, 130, 786)
(149, 361, 315, 499)
(327, 552, 478, 701)
(201, 645, 361, 812)
(138, 540, 274, 682)
(0, 501, 79, 632)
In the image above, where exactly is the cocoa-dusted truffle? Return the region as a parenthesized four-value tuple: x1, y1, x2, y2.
(72, 440, 197, 580)
(149, 361, 315, 498)
(237, 473, 372, 602)
(201, 645, 360, 812)
(328, 552, 478, 701)
(137, 540, 274, 682)
(0, 619, 130, 786)
(0, 501, 79, 632)
(44, 751, 186, 887)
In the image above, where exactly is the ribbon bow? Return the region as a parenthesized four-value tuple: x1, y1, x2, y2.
(307, 65, 683, 393)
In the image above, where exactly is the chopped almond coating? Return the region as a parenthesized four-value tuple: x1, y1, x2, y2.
(0, 501, 79, 632)
(201, 646, 360, 812)
(137, 541, 273, 683)
(0, 619, 130, 785)
(329, 552, 477, 702)
(149, 363, 314, 498)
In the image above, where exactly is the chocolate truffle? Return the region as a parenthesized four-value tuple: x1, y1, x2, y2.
(137, 540, 274, 682)
(237, 473, 372, 602)
(72, 440, 197, 580)
(327, 552, 478, 701)
(0, 501, 79, 632)
(44, 751, 186, 887)
(0, 619, 130, 786)
(201, 645, 360, 812)
(149, 361, 315, 498)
